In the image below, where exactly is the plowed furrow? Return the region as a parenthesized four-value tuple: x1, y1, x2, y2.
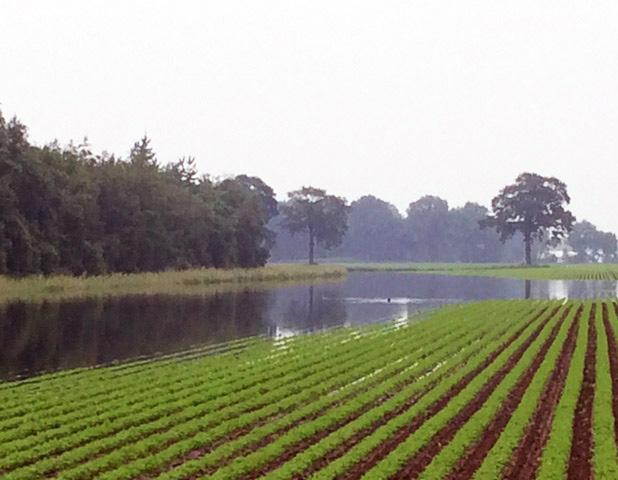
(340, 306, 558, 480)
(602, 303, 618, 448)
(498, 306, 581, 480)
(391, 307, 565, 479)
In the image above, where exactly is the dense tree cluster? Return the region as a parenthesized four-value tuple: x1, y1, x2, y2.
(2, 111, 614, 273)
(271, 194, 616, 264)
(271, 195, 522, 263)
(0, 112, 277, 275)
(566, 221, 617, 263)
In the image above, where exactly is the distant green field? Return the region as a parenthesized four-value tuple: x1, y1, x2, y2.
(1, 300, 617, 479)
(345, 262, 618, 281)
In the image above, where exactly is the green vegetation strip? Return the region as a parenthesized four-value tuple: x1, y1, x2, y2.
(199, 304, 535, 480)
(345, 262, 618, 281)
(3, 300, 618, 480)
(0, 320, 416, 475)
(423, 304, 575, 479)
(470, 305, 581, 480)
(358, 303, 562, 479)
(114, 305, 502, 480)
(593, 302, 618, 478)
(261, 304, 538, 480)
(296, 305, 553, 480)
(536, 304, 591, 480)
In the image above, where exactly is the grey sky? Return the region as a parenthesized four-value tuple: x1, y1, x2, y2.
(1, 1, 617, 233)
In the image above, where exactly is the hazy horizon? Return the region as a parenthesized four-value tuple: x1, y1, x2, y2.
(2, 1, 617, 233)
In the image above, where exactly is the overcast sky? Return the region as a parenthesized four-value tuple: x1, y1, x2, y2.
(1, 1, 617, 233)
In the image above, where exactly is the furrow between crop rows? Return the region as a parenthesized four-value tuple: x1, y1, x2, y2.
(390, 304, 567, 479)
(330, 305, 560, 479)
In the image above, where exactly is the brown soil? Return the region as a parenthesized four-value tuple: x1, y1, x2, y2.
(161, 311, 538, 480)
(498, 306, 582, 480)
(151, 335, 435, 478)
(19, 333, 381, 476)
(339, 306, 559, 480)
(292, 312, 543, 480)
(391, 306, 566, 479)
(179, 327, 486, 479)
(566, 304, 597, 480)
(238, 324, 511, 480)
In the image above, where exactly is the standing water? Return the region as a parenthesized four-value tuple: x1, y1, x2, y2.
(1, 271, 615, 380)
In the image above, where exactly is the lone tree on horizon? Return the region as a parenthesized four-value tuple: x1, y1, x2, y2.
(280, 187, 349, 264)
(481, 173, 575, 265)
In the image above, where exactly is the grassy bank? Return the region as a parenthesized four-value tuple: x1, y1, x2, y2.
(345, 262, 618, 280)
(0, 264, 347, 304)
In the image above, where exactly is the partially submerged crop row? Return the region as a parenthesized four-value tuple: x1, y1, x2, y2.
(2, 300, 617, 479)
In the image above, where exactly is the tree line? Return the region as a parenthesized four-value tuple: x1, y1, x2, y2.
(0, 112, 277, 275)
(2, 110, 615, 275)
(271, 181, 617, 265)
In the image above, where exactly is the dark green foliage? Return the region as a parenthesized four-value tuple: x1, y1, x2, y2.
(447, 202, 506, 262)
(0, 111, 277, 275)
(481, 173, 576, 265)
(280, 187, 349, 264)
(405, 196, 450, 262)
(341, 195, 405, 261)
(270, 196, 524, 263)
(567, 221, 617, 263)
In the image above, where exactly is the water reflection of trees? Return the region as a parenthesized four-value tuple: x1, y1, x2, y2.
(279, 285, 347, 333)
(0, 290, 272, 380)
(525, 279, 617, 300)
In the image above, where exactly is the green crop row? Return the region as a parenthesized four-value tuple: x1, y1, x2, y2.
(358, 303, 562, 479)
(1, 317, 427, 477)
(0, 321, 389, 443)
(5, 300, 618, 480)
(421, 304, 575, 479)
(200, 304, 531, 480)
(535, 304, 591, 480)
(260, 304, 536, 480)
(52, 315, 459, 480)
(1, 326, 392, 463)
(592, 302, 618, 478)
(0, 322, 372, 417)
(0, 314, 407, 430)
(469, 304, 580, 479)
(109, 303, 506, 480)
(309, 303, 553, 480)
(3, 300, 496, 474)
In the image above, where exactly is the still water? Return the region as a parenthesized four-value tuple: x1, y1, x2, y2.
(1, 272, 616, 380)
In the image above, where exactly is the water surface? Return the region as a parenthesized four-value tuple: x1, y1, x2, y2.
(1, 272, 615, 380)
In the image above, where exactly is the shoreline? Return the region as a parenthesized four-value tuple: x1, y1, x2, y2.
(0, 264, 347, 304)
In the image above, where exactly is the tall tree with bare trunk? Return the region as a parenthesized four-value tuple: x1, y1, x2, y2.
(280, 187, 348, 264)
(481, 173, 575, 265)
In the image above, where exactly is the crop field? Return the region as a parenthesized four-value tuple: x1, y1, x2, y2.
(346, 262, 618, 281)
(2, 300, 618, 479)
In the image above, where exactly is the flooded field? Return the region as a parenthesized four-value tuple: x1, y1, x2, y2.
(1, 272, 616, 379)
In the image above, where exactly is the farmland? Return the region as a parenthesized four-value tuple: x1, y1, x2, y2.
(345, 262, 618, 281)
(1, 300, 617, 479)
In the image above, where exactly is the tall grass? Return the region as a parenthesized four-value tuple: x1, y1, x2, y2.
(0, 264, 347, 304)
